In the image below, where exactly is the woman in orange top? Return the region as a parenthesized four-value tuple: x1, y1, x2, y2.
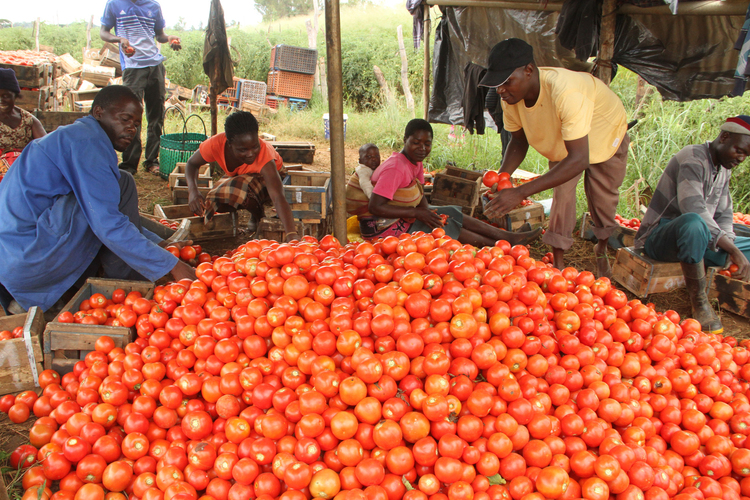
(185, 111, 297, 240)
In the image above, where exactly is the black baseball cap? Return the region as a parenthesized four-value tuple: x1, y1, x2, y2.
(478, 38, 534, 87)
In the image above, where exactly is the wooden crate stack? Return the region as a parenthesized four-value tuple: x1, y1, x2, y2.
(169, 162, 213, 205)
(155, 204, 237, 242)
(267, 45, 317, 104)
(43, 279, 153, 374)
(611, 247, 685, 298)
(0, 307, 45, 396)
(2, 60, 57, 112)
(429, 166, 483, 216)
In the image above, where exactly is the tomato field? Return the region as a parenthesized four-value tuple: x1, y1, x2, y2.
(3, 230, 750, 500)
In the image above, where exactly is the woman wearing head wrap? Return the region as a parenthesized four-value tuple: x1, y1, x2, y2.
(0, 68, 47, 180)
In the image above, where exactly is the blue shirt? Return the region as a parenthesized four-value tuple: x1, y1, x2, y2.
(0, 116, 178, 311)
(101, 0, 166, 70)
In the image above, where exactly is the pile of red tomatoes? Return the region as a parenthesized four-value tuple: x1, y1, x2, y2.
(733, 213, 750, 227)
(614, 216, 641, 231)
(11, 230, 750, 500)
(164, 244, 214, 268)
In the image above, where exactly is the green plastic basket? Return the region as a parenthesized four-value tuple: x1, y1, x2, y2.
(159, 108, 207, 180)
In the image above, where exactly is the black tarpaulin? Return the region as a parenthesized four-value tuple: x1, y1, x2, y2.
(203, 0, 234, 97)
(429, 5, 745, 124)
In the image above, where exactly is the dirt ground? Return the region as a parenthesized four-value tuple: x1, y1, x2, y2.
(134, 142, 750, 339)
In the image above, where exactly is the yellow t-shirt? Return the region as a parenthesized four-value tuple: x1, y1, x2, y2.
(502, 67, 628, 164)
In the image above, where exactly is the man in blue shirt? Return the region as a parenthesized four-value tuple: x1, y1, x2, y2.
(100, 0, 181, 175)
(0, 86, 195, 314)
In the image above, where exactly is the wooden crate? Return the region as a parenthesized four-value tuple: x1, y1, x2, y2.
(16, 86, 52, 112)
(580, 212, 636, 250)
(283, 171, 331, 219)
(44, 279, 153, 373)
(480, 196, 545, 229)
(154, 204, 237, 242)
(272, 142, 316, 164)
(612, 247, 685, 298)
(708, 270, 750, 318)
(80, 64, 115, 87)
(171, 177, 214, 206)
(258, 217, 328, 241)
(0, 307, 45, 395)
(443, 165, 483, 181)
(169, 162, 211, 189)
(0, 62, 47, 87)
(430, 172, 482, 216)
(503, 202, 545, 230)
(34, 110, 88, 132)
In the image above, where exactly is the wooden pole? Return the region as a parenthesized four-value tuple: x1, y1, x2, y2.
(373, 65, 395, 106)
(595, 0, 616, 85)
(397, 25, 415, 116)
(319, 59, 328, 100)
(423, 4, 430, 120)
(86, 15, 93, 49)
(34, 18, 40, 52)
(325, 0, 347, 243)
(210, 64, 219, 136)
(307, 20, 322, 96)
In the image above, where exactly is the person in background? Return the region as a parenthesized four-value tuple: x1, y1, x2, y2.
(0, 68, 46, 180)
(483, 38, 629, 278)
(0, 86, 195, 315)
(100, 0, 181, 175)
(357, 118, 540, 247)
(635, 116, 750, 335)
(185, 111, 298, 242)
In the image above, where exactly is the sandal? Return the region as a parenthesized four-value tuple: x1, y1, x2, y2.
(146, 164, 161, 175)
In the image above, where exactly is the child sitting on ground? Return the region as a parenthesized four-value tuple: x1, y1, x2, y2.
(346, 143, 381, 215)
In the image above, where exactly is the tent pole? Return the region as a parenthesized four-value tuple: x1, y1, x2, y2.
(423, 3, 431, 119)
(325, 0, 347, 243)
(210, 63, 219, 136)
(596, 0, 616, 85)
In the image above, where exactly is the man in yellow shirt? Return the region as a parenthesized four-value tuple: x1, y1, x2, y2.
(483, 39, 629, 278)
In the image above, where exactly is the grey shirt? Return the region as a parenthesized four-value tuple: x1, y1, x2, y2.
(634, 142, 735, 251)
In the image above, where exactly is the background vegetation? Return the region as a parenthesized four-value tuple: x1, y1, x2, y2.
(2, 8, 750, 219)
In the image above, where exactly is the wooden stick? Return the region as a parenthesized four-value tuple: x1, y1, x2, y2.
(86, 15, 93, 49)
(373, 65, 395, 106)
(397, 25, 415, 116)
(423, 4, 431, 120)
(35, 18, 40, 52)
(595, 0, 616, 85)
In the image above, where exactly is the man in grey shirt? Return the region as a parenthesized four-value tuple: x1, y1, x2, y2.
(635, 115, 750, 334)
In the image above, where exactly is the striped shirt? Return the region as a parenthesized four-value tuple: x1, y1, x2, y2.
(634, 142, 735, 251)
(101, 0, 166, 70)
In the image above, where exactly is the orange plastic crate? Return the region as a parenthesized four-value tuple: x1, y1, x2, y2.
(267, 70, 314, 100)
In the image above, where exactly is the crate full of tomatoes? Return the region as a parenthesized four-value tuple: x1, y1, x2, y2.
(8, 231, 750, 500)
(481, 170, 545, 230)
